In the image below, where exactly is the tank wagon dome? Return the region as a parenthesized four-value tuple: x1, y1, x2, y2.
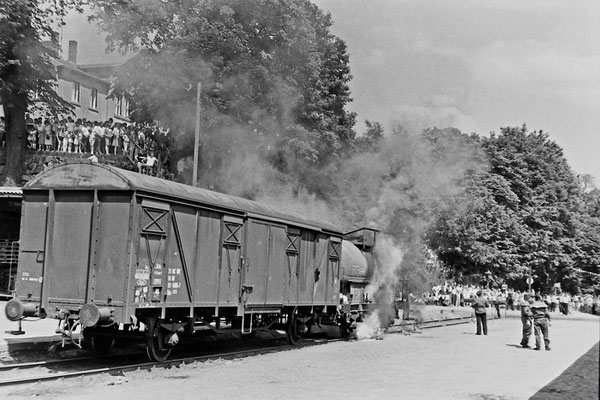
(340, 240, 372, 283)
(25, 162, 342, 234)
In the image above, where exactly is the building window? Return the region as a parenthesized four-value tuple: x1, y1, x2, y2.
(72, 81, 80, 103)
(90, 88, 98, 109)
(116, 96, 130, 117)
(116, 97, 122, 116)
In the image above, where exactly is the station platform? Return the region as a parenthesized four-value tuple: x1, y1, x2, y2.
(0, 301, 76, 360)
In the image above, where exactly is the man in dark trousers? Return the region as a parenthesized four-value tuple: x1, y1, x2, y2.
(520, 293, 534, 348)
(472, 290, 489, 335)
(531, 294, 551, 350)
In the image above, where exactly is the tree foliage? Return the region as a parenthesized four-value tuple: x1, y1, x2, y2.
(89, 0, 356, 192)
(428, 125, 600, 294)
(0, 0, 82, 185)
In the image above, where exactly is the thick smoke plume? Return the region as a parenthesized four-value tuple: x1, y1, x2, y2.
(337, 126, 487, 336)
(356, 235, 404, 338)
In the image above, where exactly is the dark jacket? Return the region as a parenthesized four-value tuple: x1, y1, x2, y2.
(472, 297, 489, 314)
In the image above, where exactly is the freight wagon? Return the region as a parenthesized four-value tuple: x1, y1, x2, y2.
(5, 162, 376, 361)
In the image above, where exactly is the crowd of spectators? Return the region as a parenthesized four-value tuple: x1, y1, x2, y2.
(20, 115, 173, 176)
(420, 281, 600, 316)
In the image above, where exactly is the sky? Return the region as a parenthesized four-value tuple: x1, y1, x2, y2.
(61, 0, 599, 180)
(311, 0, 600, 180)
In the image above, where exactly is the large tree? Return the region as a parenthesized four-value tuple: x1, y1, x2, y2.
(89, 0, 356, 192)
(429, 125, 600, 293)
(0, 0, 80, 186)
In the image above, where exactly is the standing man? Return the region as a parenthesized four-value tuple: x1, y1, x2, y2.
(531, 294, 551, 351)
(559, 292, 570, 315)
(507, 290, 514, 311)
(472, 290, 489, 335)
(494, 291, 505, 319)
(520, 293, 534, 348)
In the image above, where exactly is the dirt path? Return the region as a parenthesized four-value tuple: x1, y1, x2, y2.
(1, 312, 597, 400)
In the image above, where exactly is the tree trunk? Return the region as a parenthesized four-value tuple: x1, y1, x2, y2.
(1, 96, 27, 186)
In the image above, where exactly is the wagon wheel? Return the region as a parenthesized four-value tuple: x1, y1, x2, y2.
(146, 318, 172, 362)
(286, 313, 301, 345)
(87, 326, 116, 356)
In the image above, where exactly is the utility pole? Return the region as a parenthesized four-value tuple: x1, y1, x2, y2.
(192, 83, 201, 187)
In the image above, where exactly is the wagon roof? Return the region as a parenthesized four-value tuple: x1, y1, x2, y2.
(25, 162, 342, 234)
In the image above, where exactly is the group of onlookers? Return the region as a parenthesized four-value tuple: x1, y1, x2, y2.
(17, 115, 174, 177)
(460, 283, 599, 350)
(23, 115, 172, 161)
(423, 283, 497, 307)
(422, 281, 600, 317)
(1, 113, 176, 180)
(437, 280, 600, 350)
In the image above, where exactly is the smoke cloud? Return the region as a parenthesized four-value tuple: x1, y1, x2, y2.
(334, 126, 487, 335)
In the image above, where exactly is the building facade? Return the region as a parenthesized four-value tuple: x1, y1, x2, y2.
(53, 40, 130, 123)
(1, 40, 129, 124)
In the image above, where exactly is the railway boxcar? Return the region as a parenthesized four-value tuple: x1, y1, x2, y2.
(5, 162, 350, 360)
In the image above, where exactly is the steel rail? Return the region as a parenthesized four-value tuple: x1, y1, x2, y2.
(0, 353, 142, 373)
(421, 315, 473, 328)
(0, 358, 87, 372)
(0, 342, 303, 387)
(388, 315, 473, 332)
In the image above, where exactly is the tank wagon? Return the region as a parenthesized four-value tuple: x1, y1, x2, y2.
(340, 228, 377, 304)
(5, 162, 376, 361)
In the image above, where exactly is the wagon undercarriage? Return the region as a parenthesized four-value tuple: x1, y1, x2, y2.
(69, 305, 343, 361)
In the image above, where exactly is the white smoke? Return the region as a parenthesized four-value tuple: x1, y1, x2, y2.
(354, 235, 404, 338)
(366, 234, 403, 299)
(356, 310, 382, 339)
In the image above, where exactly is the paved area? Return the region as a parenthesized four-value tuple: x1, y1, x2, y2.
(0, 301, 71, 360)
(0, 302, 597, 399)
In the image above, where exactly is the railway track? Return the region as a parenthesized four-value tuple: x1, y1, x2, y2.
(0, 339, 311, 387)
(0, 315, 473, 387)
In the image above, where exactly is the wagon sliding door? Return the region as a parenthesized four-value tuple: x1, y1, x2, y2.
(327, 238, 341, 306)
(44, 191, 94, 311)
(311, 234, 340, 307)
(16, 191, 49, 302)
(92, 192, 132, 315)
(163, 204, 196, 306)
(242, 220, 287, 307)
(135, 201, 169, 307)
(217, 216, 243, 307)
(284, 228, 300, 305)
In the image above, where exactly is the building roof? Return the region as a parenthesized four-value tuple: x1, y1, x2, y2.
(52, 58, 112, 90)
(25, 162, 342, 234)
(0, 187, 23, 198)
